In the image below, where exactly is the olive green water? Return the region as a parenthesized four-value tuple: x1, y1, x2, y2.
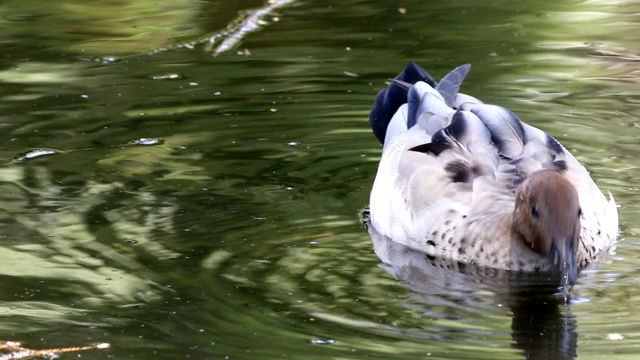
(0, 0, 639, 359)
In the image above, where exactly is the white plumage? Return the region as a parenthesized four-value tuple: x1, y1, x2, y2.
(367, 62, 617, 284)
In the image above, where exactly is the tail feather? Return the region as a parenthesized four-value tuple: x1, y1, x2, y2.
(371, 63, 537, 163)
(470, 105, 525, 158)
(453, 93, 481, 109)
(369, 62, 436, 143)
(407, 82, 453, 129)
(435, 64, 471, 107)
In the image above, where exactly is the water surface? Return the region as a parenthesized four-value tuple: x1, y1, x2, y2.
(0, 0, 638, 359)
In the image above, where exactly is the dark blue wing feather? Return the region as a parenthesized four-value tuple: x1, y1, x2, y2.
(435, 64, 471, 107)
(369, 62, 436, 143)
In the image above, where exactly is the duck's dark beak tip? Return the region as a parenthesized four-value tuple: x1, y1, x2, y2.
(551, 236, 578, 289)
(557, 259, 577, 303)
(565, 257, 577, 287)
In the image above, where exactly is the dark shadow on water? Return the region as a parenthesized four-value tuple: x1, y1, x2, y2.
(509, 290, 576, 360)
(363, 211, 577, 360)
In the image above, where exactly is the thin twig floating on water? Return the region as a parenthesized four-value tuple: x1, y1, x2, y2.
(0, 341, 110, 360)
(209, 0, 296, 56)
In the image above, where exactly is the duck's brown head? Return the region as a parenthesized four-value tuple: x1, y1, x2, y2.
(513, 170, 581, 286)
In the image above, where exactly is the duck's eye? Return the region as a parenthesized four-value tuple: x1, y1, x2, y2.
(578, 208, 582, 217)
(531, 205, 539, 218)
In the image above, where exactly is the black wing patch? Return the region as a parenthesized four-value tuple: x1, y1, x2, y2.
(445, 160, 473, 183)
(545, 134, 565, 154)
(369, 62, 437, 144)
(409, 142, 452, 156)
(444, 160, 490, 184)
(552, 160, 568, 172)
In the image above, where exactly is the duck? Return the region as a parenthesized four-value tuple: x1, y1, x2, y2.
(367, 62, 618, 286)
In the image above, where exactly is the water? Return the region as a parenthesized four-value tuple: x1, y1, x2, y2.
(0, 0, 638, 358)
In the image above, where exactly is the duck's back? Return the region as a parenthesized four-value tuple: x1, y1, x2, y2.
(368, 62, 618, 272)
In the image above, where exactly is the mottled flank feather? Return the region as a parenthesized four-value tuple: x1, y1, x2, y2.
(367, 62, 618, 285)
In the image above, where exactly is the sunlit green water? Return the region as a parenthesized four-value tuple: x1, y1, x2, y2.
(0, 0, 638, 359)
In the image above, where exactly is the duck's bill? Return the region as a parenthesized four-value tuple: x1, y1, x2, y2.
(550, 237, 577, 287)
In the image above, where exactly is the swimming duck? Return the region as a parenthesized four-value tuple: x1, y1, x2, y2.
(368, 62, 618, 285)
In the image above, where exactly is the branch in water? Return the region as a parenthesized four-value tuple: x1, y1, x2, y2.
(210, 0, 296, 56)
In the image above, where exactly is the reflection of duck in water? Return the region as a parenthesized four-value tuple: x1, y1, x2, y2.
(366, 222, 577, 360)
(367, 62, 618, 285)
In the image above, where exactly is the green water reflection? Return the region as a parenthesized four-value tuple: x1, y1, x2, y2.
(0, 0, 637, 359)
